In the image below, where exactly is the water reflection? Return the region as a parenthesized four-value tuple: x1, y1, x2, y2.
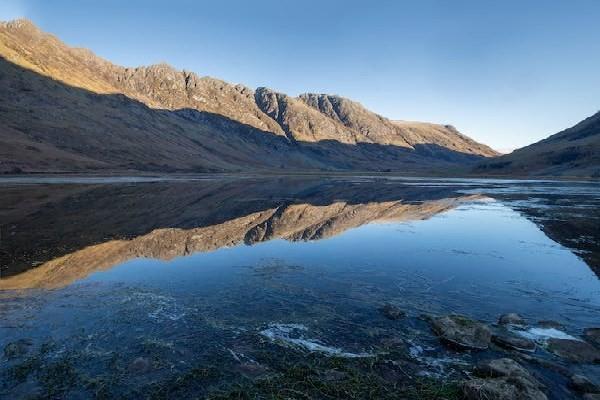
(0, 176, 599, 399)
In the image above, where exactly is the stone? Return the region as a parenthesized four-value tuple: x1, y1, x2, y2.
(429, 314, 491, 350)
(322, 369, 348, 382)
(473, 358, 538, 382)
(379, 303, 406, 320)
(584, 328, 600, 348)
(128, 357, 151, 374)
(537, 320, 564, 330)
(547, 338, 600, 363)
(583, 395, 600, 400)
(463, 378, 547, 400)
(492, 330, 536, 352)
(3, 339, 32, 359)
(463, 358, 547, 400)
(498, 313, 526, 326)
(570, 374, 600, 393)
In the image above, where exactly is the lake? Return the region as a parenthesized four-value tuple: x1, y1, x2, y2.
(1, 176, 599, 399)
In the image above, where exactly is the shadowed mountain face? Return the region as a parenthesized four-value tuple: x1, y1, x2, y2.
(475, 111, 600, 177)
(0, 19, 497, 173)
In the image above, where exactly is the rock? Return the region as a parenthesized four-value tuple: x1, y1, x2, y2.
(322, 369, 348, 382)
(570, 374, 599, 393)
(584, 328, 600, 348)
(498, 313, 526, 326)
(473, 358, 539, 382)
(379, 304, 406, 320)
(463, 378, 547, 400)
(547, 338, 600, 363)
(463, 358, 547, 400)
(583, 395, 600, 400)
(128, 357, 151, 374)
(429, 314, 491, 350)
(492, 330, 536, 352)
(3, 339, 32, 359)
(537, 320, 564, 330)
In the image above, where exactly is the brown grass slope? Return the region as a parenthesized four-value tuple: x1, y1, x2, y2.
(0, 19, 497, 173)
(475, 111, 600, 177)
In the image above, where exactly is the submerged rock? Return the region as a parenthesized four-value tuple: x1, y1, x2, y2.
(492, 329, 536, 352)
(569, 374, 599, 393)
(379, 304, 406, 320)
(3, 339, 32, 359)
(547, 338, 600, 363)
(128, 357, 151, 374)
(463, 358, 547, 400)
(537, 320, 564, 330)
(429, 315, 491, 350)
(498, 313, 526, 326)
(584, 328, 600, 348)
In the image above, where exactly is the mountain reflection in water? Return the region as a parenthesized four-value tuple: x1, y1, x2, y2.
(1, 177, 599, 289)
(1, 177, 481, 289)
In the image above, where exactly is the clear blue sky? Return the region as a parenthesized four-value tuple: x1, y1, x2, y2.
(2, 0, 600, 151)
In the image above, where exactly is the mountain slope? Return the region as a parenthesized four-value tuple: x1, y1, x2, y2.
(475, 111, 600, 177)
(0, 19, 497, 173)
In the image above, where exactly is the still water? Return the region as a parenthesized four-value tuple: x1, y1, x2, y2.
(1, 176, 599, 399)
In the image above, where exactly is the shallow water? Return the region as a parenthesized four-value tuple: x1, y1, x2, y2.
(1, 176, 599, 399)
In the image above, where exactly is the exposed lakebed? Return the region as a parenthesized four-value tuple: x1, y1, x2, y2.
(0, 176, 599, 399)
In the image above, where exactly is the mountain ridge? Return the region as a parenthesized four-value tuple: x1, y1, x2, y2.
(0, 18, 498, 173)
(475, 110, 600, 177)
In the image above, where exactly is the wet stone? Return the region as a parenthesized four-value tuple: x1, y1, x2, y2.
(463, 358, 547, 400)
(547, 338, 600, 363)
(570, 374, 600, 393)
(3, 339, 32, 359)
(537, 320, 564, 330)
(498, 313, 526, 326)
(379, 303, 406, 320)
(492, 329, 536, 352)
(128, 357, 151, 374)
(584, 328, 600, 348)
(322, 369, 348, 382)
(430, 314, 491, 350)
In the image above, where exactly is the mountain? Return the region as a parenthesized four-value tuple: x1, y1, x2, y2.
(475, 111, 600, 177)
(0, 19, 497, 173)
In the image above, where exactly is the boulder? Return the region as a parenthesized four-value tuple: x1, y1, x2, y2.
(463, 378, 547, 400)
(128, 357, 151, 374)
(498, 313, 526, 326)
(547, 338, 600, 363)
(430, 315, 491, 350)
(379, 304, 406, 320)
(492, 330, 536, 352)
(463, 358, 547, 400)
(537, 320, 564, 330)
(474, 358, 539, 382)
(570, 374, 599, 393)
(3, 339, 32, 359)
(584, 328, 600, 348)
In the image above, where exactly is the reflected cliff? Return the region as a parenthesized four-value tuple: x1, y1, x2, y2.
(1, 177, 599, 291)
(0, 177, 478, 289)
